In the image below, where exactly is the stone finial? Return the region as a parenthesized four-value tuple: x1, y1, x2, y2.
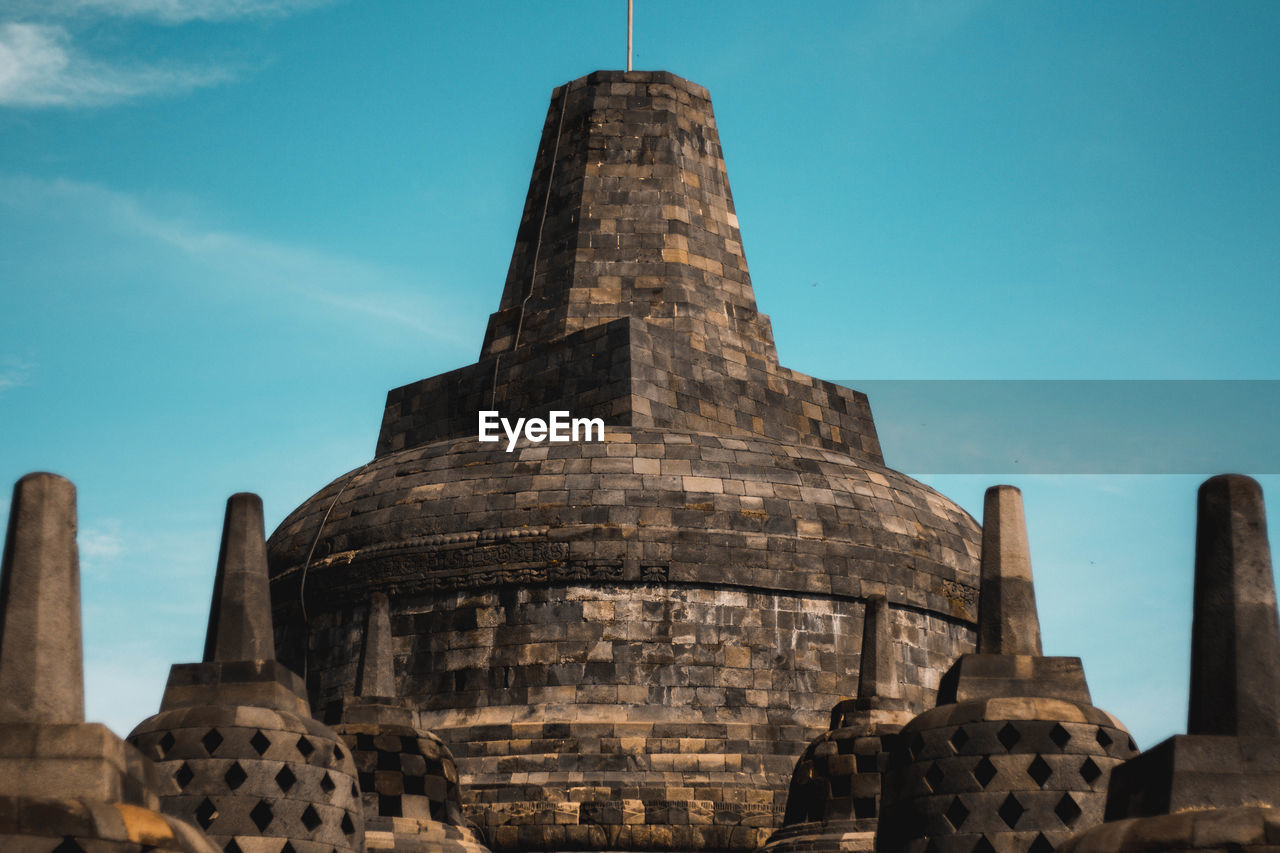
(977, 485, 1043, 656)
(858, 595, 900, 701)
(202, 492, 274, 663)
(0, 472, 84, 724)
(1188, 474, 1280, 738)
(356, 592, 395, 699)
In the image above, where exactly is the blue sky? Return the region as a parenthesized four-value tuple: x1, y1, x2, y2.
(1, 1, 1278, 748)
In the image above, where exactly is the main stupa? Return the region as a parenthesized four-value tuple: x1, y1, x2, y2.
(267, 70, 982, 853)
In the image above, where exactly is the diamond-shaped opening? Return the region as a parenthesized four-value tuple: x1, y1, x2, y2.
(334, 745, 345, 761)
(224, 762, 248, 791)
(52, 840, 85, 853)
(175, 762, 195, 790)
(997, 723, 1021, 751)
(908, 732, 925, 760)
(341, 812, 356, 836)
(972, 755, 997, 788)
(852, 797, 876, 819)
(1027, 754, 1053, 788)
(1080, 756, 1102, 784)
(1055, 793, 1083, 827)
(276, 765, 297, 792)
(224, 841, 243, 853)
(1095, 727, 1113, 748)
(1029, 833, 1054, 853)
(301, 804, 322, 832)
(320, 771, 336, 794)
(201, 728, 223, 755)
(280, 843, 296, 853)
(971, 838, 996, 853)
(944, 796, 969, 830)
(1128, 736, 1138, 753)
(250, 729, 271, 756)
(296, 735, 315, 758)
(195, 797, 219, 830)
(351, 781, 359, 799)
(949, 726, 970, 752)
(158, 731, 176, 757)
(997, 793, 1026, 829)
(250, 799, 274, 832)
(1049, 723, 1071, 749)
(924, 762, 944, 792)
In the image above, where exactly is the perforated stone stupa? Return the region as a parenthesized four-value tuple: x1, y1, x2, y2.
(266, 70, 983, 853)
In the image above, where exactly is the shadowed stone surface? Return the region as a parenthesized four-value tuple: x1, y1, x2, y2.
(1188, 474, 1280, 740)
(877, 486, 1135, 853)
(761, 596, 914, 853)
(267, 70, 983, 853)
(0, 472, 83, 725)
(203, 493, 275, 665)
(0, 473, 219, 852)
(978, 485, 1042, 657)
(129, 492, 364, 853)
(1061, 475, 1280, 853)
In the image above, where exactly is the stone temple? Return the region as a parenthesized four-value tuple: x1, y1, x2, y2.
(3, 68, 1277, 853)
(265, 69, 982, 852)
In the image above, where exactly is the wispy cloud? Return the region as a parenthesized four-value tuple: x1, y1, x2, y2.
(0, 22, 231, 106)
(0, 173, 469, 342)
(79, 521, 125, 570)
(6, 0, 333, 24)
(0, 358, 34, 393)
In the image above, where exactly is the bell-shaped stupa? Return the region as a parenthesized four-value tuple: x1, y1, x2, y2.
(761, 595, 915, 853)
(0, 473, 218, 852)
(1060, 474, 1280, 852)
(336, 591, 492, 853)
(129, 493, 365, 852)
(876, 486, 1138, 853)
(267, 70, 983, 853)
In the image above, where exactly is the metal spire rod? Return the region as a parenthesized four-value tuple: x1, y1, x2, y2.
(627, 0, 633, 71)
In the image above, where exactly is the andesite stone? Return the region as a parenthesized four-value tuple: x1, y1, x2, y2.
(1060, 474, 1280, 853)
(877, 485, 1136, 853)
(0, 472, 219, 852)
(266, 69, 984, 853)
(761, 595, 915, 853)
(337, 591, 492, 853)
(129, 492, 365, 853)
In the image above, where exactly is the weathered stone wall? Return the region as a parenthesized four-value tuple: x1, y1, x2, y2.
(290, 585, 973, 852)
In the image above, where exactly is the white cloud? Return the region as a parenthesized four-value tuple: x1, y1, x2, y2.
(79, 522, 124, 569)
(0, 358, 33, 393)
(6, 0, 333, 24)
(0, 22, 231, 106)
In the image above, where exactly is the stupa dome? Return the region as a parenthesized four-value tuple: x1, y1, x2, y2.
(267, 70, 982, 853)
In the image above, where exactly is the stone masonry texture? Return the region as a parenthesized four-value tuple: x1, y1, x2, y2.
(267, 70, 984, 853)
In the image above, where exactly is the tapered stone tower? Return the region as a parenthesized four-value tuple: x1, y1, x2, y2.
(267, 70, 983, 853)
(130, 493, 365, 853)
(0, 473, 218, 852)
(876, 487, 1137, 853)
(1061, 475, 1280, 852)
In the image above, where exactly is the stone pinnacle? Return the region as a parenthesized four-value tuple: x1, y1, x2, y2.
(977, 485, 1043, 656)
(202, 492, 275, 663)
(356, 591, 395, 699)
(857, 595, 901, 700)
(0, 472, 84, 724)
(1188, 474, 1280, 738)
